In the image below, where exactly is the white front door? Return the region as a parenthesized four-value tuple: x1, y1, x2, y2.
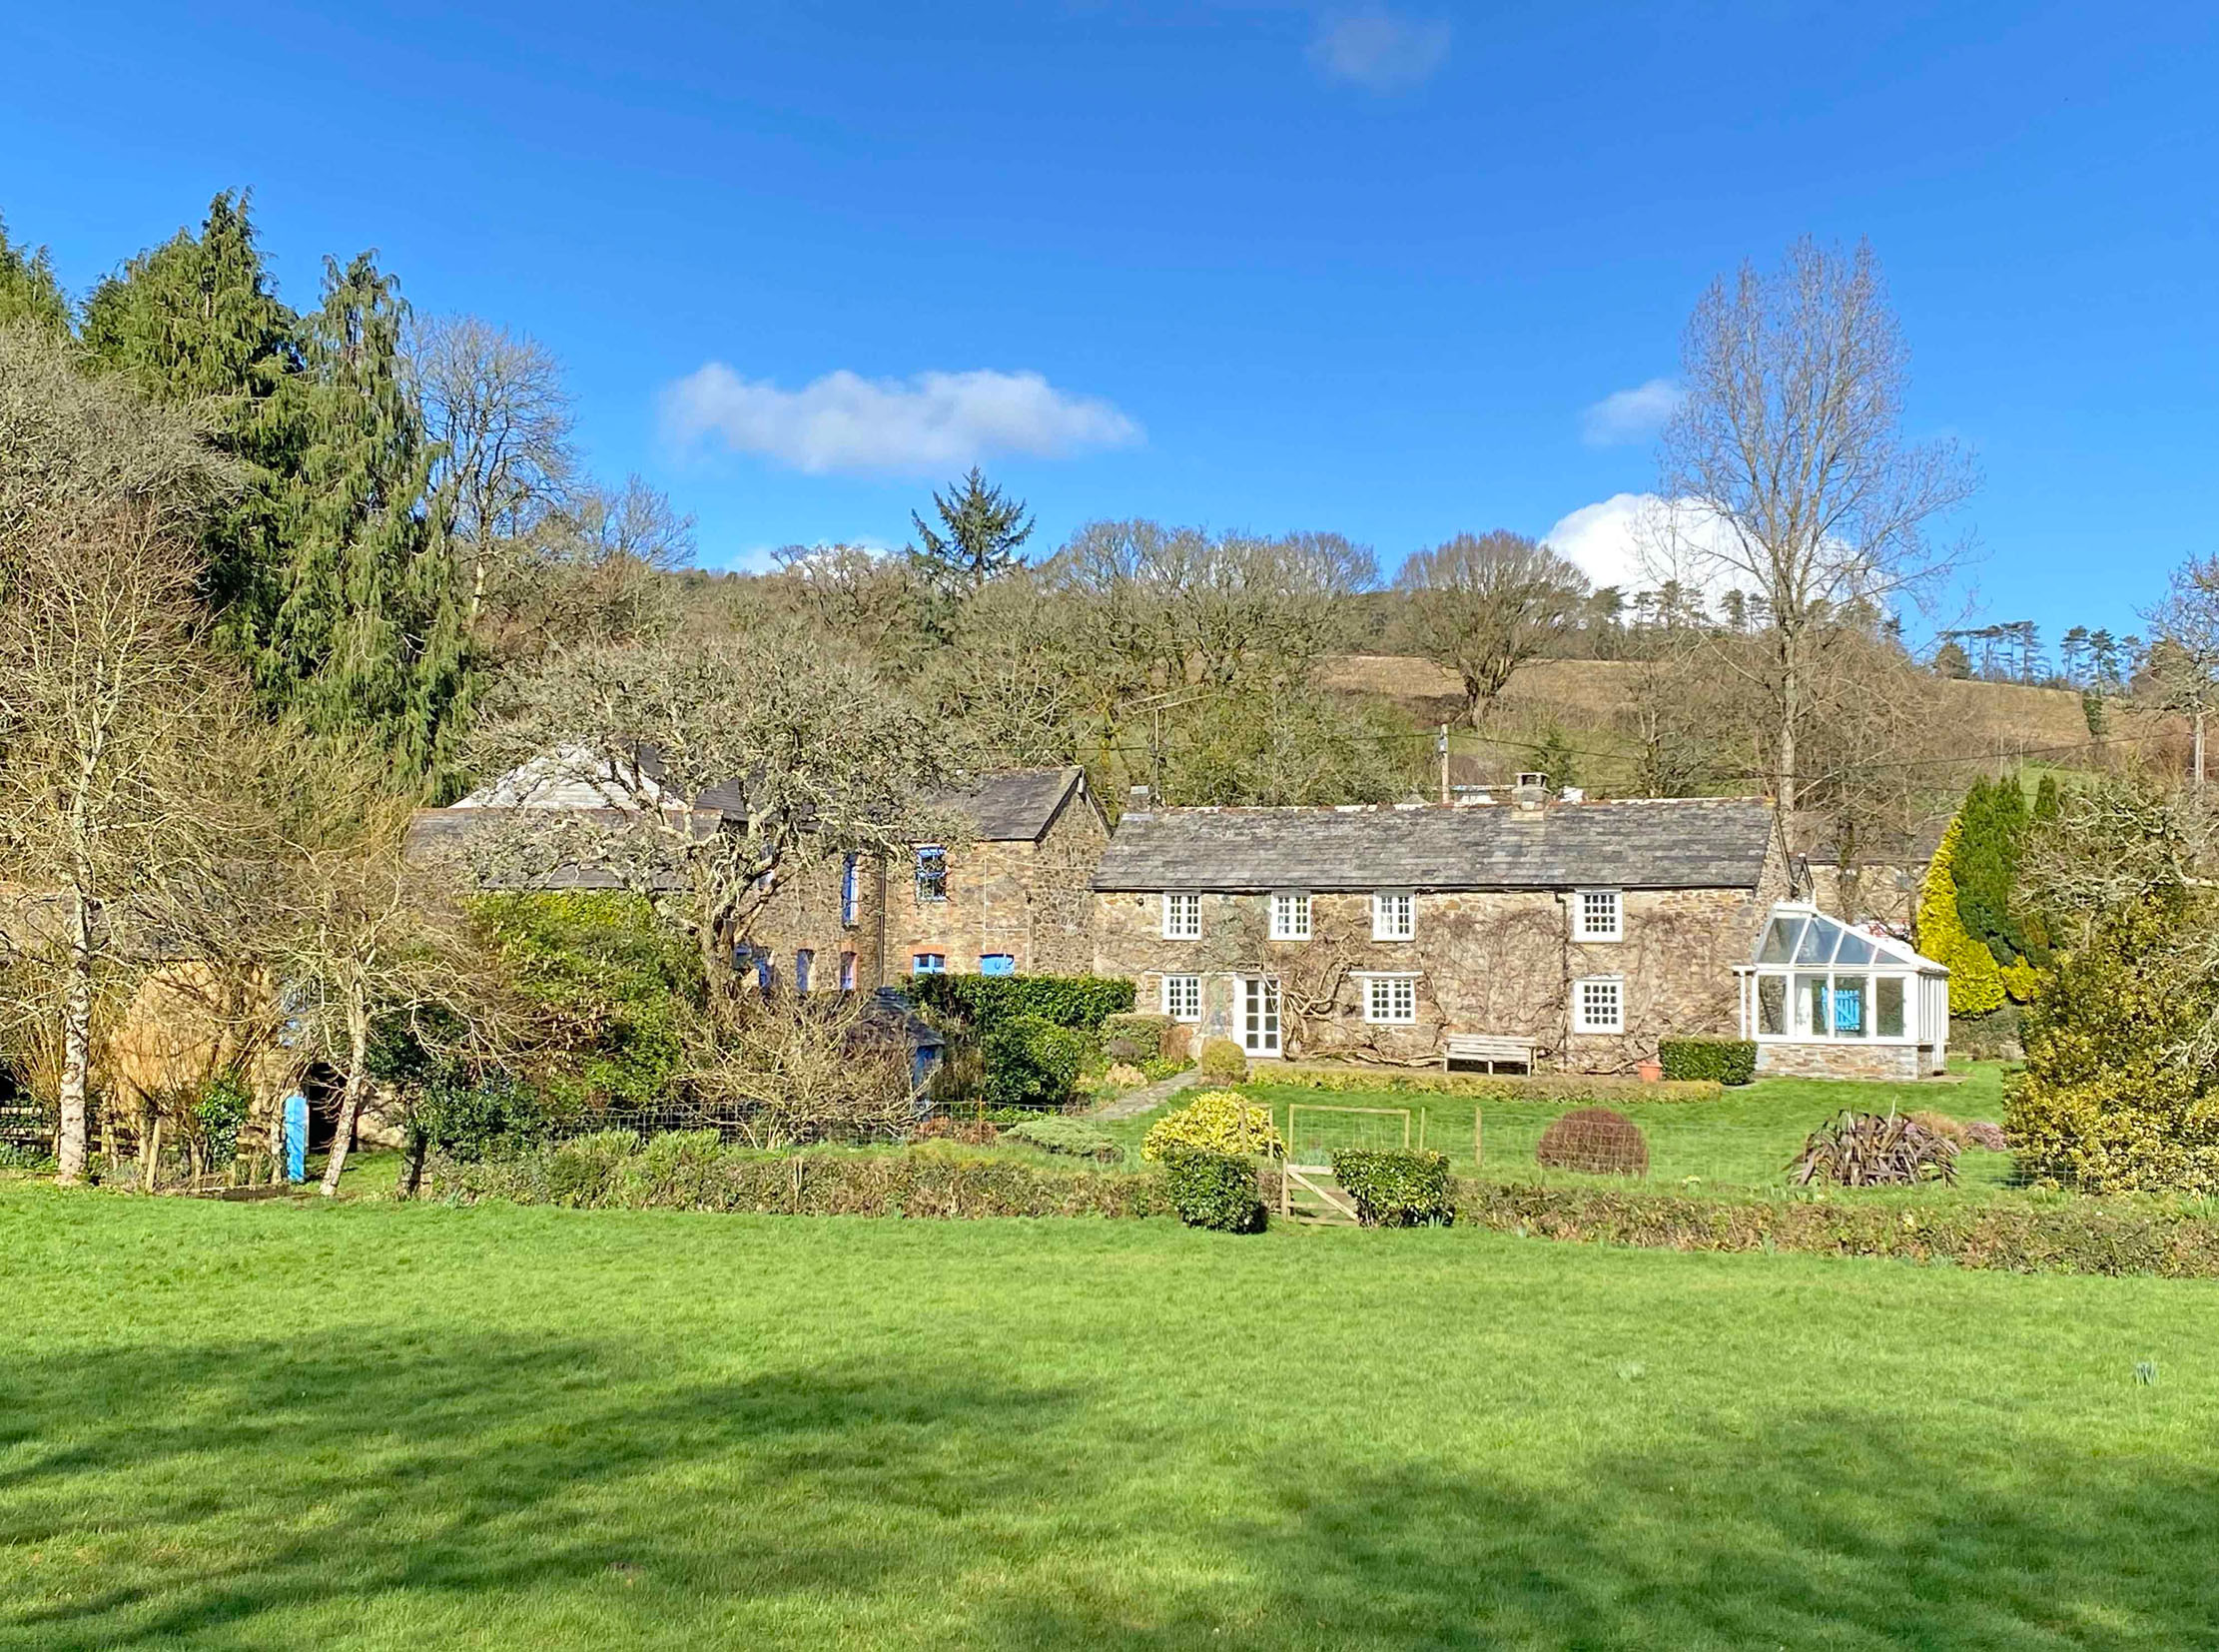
(1242, 976, 1281, 1057)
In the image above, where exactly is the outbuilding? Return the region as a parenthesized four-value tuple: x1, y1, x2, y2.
(1733, 903, 1950, 1080)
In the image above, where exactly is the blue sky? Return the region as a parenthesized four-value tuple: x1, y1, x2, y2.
(6, 1, 2216, 647)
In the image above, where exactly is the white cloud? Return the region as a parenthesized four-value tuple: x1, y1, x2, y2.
(1543, 492, 1762, 599)
(661, 365, 1142, 476)
(1580, 378, 1681, 446)
(1308, 9, 1452, 91)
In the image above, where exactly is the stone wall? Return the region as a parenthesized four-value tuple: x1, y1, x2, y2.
(1756, 1040, 1935, 1082)
(1808, 859, 1921, 930)
(1094, 840, 1787, 1074)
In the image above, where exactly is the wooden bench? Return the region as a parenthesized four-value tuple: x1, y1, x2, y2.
(1443, 1033, 1537, 1075)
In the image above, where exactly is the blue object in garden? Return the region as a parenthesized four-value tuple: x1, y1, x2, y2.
(1833, 988, 1862, 1034)
(283, 1092, 308, 1183)
(979, 953, 1016, 976)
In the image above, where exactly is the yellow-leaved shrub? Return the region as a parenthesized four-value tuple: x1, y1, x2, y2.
(1141, 1091, 1283, 1162)
(1914, 815, 2006, 1016)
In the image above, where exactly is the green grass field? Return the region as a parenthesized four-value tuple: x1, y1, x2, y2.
(5, 1182, 2218, 1649)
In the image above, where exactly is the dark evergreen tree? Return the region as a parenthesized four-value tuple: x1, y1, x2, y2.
(1951, 775, 2033, 966)
(909, 465, 1034, 594)
(79, 191, 303, 615)
(0, 215, 71, 335)
(269, 253, 474, 789)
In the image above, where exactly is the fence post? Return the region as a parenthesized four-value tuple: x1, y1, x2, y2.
(1473, 1107, 1483, 1172)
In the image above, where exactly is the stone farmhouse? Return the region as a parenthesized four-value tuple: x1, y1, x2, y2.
(1090, 783, 1794, 1072)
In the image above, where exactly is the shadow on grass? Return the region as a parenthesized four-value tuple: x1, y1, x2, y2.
(3, 1332, 2215, 1649)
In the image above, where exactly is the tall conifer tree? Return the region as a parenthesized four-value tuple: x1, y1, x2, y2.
(79, 191, 301, 615)
(0, 216, 72, 336)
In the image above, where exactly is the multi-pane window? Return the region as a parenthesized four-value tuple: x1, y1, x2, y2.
(840, 853, 860, 926)
(1575, 889, 1624, 942)
(1162, 892, 1201, 940)
(912, 952, 946, 974)
(915, 846, 948, 902)
(1270, 891, 1312, 941)
(1574, 976, 1624, 1034)
(1363, 974, 1418, 1024)
(1372, 891, 1414, 941)
(1161, 974, 1202, 1022)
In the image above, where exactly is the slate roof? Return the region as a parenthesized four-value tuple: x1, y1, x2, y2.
(1093, 797, 1777, 893)
(403, 806, 708, 891)
(938, 766, 1093, 842)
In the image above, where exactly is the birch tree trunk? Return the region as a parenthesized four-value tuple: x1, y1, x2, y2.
(55, 885, 96, 1186)
(319, 978, 371, 1198)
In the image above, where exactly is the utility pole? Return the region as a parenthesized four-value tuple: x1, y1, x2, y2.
(1438, 724, 1450, 804)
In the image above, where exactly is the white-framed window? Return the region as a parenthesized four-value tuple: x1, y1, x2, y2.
(1574, 975, 1624, 1034)
(1162, 891, 1201, 940)
(1161, 974, 1202, 1022)
(1270, 891, 1312, 941)
(1575, 888, 1624, 942)
(1361, 973, 1418, 1025)
(1371, 890, 1415, 941)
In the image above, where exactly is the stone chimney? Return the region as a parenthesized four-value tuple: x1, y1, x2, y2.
(1511, 772, 1550, 812)
(1127, 784, 1153, 813)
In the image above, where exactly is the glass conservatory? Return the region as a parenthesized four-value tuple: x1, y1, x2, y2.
(1733, 904, 1950, 1080)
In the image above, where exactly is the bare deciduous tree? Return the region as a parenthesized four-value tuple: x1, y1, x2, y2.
(1647, 238, 1978, 810)
(465, 631, 961, 995)
(2141, 553, 2219, 786)
(409, 314, 576, 627)
(1394, 530, 1589, 728)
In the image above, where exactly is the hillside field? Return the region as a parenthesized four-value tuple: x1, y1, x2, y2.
(3, 1185, 2217, 1649)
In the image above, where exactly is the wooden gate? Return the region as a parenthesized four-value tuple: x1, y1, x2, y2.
(1279, 1104, 1412, 1224)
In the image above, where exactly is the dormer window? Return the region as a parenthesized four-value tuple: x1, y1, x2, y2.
(1574, 889, 1623, 942)
(1372, 891, 1414, 941)
(1162, 892, 1201, 940)
(1270, 891, 1312, 941)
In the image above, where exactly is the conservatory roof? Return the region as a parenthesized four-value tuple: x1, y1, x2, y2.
(1743, 904, 1946, 974)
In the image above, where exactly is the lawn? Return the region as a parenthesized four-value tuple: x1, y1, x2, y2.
(1190, 1064, 2022, 1194)
(5, 1184, 2219, 1648)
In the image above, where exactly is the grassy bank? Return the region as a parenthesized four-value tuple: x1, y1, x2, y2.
(4, 1184, 2218, 1648)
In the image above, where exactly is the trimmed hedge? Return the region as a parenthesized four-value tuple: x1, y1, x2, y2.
(1457, 1180, 2219, 1278)
(903, 973, 1134, 1033)
(1270, 1065, 1722, 1104)
(982, 1015, 1091, 1110)
(1333, 1149, 1453, 1227)
(1001, 1116, 1122, 1163)
(1657, 1038, 1757, 1086)
(430, 1134, 1172, 1218)
(1161, 1151, 1267, 1233)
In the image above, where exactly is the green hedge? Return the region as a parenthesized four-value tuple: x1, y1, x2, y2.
(1657, 1038, 1757, 1086)
(1001, 1116, 1122, 1163)
(430, 1133, 1172, 1218)
(902, 973, 1135, 1033)
(1161, 1150, 1267, 1233)
(1333, 1149, 1454, 1227)
(1102, 1012, 1173, 1064)
(1456, 1180, 2219, 1277)
(983, 1016, 1092, 1110)
(1269, 1066, 1722, 1104)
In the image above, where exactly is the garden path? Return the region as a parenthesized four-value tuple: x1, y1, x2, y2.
(1090, 1069, 1204, 1122)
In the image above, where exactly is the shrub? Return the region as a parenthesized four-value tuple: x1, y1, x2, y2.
(1908, 1110, 1971, 1146)
(1535, 1108, 1648, 1177)
(982, 1015, 1091, 1111)
(412, 1068, 554, 1163)
(689, 994, 919, 1148)
(1656, 1038, 1756, 1086)
(1142, 1091, 1282, 1162)
(1790, 1111, 1957, 1188)
(1161, 1151, 1266, 1233)
(1961, 1120, 2009, 1153)
(1197, 1038, 1248, 1083)
(1102, 1013, 1173, 1065)
(1162, 1024, 1193, 1066)
(903, 973, 1134, 1034)
(1333, 1149, 1453, 1227)
(1915, 814, 2007, 1016)
(1103, 1063, 1147, 1089)
(1002, 1116, 1122, 1162)
(544, 1129, 642, 1206)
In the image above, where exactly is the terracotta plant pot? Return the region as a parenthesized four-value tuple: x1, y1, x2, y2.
(1636, 1059, 1663, 1084)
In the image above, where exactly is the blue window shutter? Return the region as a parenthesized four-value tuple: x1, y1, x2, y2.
(981, 954, 1016, 977)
